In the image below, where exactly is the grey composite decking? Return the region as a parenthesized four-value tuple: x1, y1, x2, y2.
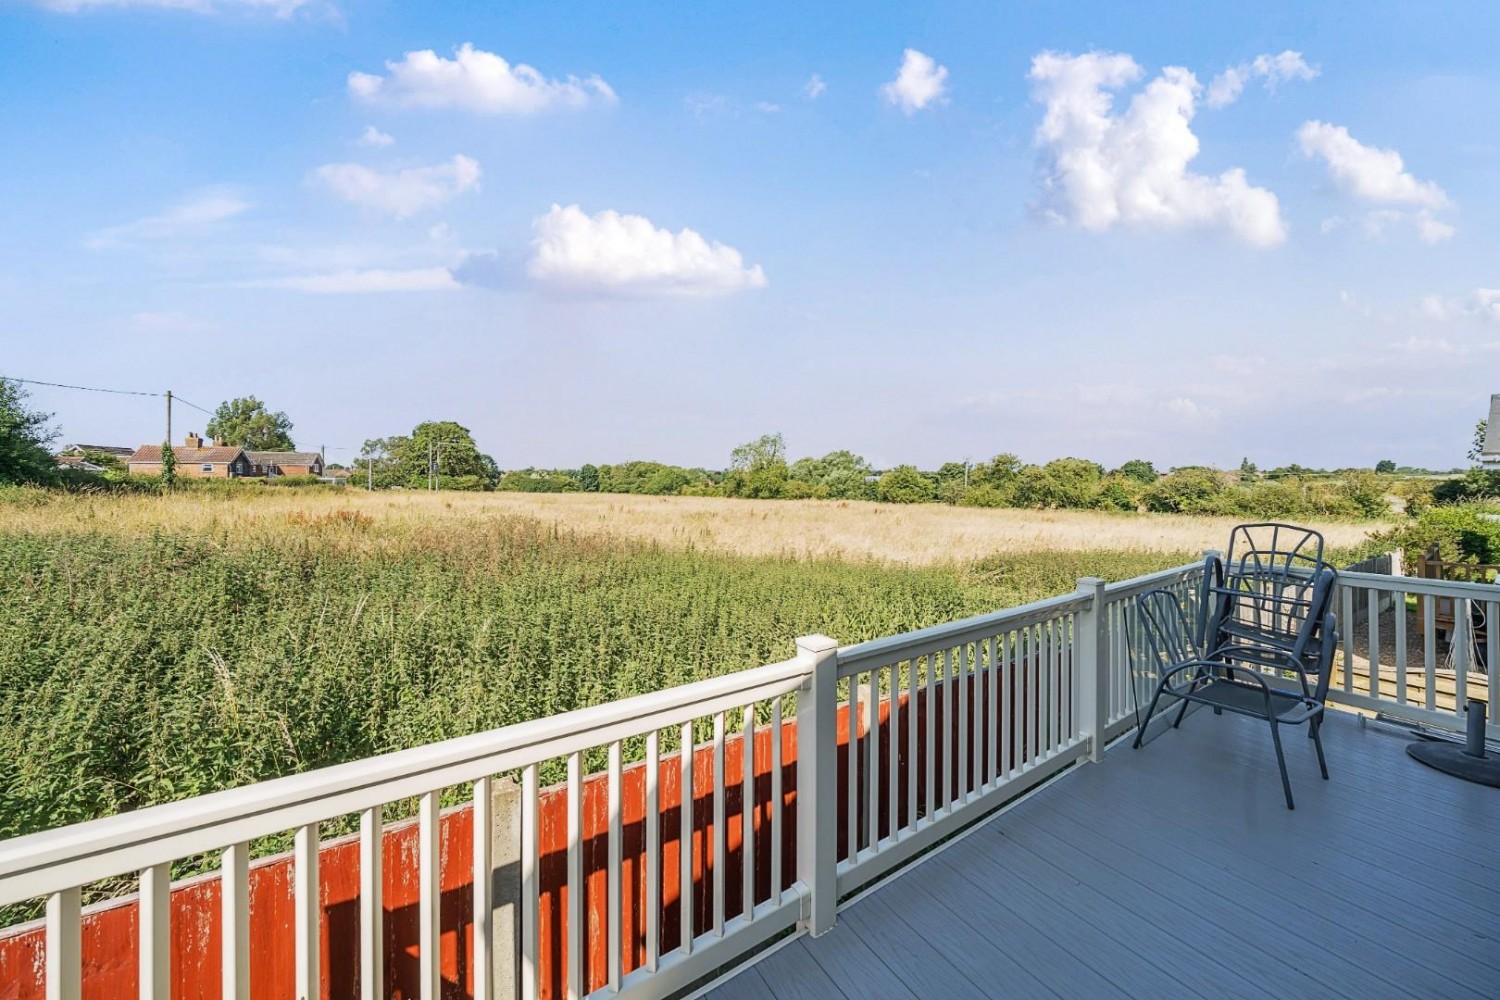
(707, 710, 1500, 999)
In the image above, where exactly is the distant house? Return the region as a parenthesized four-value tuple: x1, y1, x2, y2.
(55, 455, 106, 473)
(1484, 394, 1500, 467)
(59, 444, 134, 461)
(245, 450, 324, 478)
(127, 433, 250, 478)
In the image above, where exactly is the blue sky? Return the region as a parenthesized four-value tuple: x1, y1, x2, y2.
(2, 1, 1498, 471)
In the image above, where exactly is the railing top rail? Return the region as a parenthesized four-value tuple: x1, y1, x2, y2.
(837, 590, 1092, 674)
(0, 655, 810, 906)
(1102, 561, 1205, 601)
(1339, 570, 1500, 600)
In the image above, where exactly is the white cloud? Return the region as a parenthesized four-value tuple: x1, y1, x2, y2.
(1421, 289, 1500, 324)
(803, 74, 827, 100)
(349, 43, 616, 115)
(311, 155, 480, 219)
(87, 188, 249, 248)
(40, 0, 316, 13)
(1297, 121, 1449, 208)
(880, 49, 949, 115)
(357, 125, 394, 147)
(527, 204, 768, 298)
(1028, 51, 1286, 247)
(1299, 122, 1453, 243)
(1206, 51, 1318, 109)
(755, 101, 782, 114)
(685, 93, 731, 120)
(243, 267, 461, 294)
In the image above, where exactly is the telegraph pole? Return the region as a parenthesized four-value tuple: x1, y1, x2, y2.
(165, 390, 172, 446)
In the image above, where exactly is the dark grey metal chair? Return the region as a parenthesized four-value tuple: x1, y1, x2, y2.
(1131, 524, 1340, 809)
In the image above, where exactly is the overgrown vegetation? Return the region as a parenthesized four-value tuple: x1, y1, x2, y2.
(0, 497, 1207, 840)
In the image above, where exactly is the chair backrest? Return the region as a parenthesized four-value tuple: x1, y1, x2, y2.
(1206, 523, 1335, 666)
(1135, 589, 1200, 676)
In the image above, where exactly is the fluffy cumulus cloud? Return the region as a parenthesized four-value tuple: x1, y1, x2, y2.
(40, 0, 316, 13)
(349, 43, 616, 115)
(244, 268, 460, 294)
(1298, 121, 1453, 243)
(1206, 51, 1318, 108)
(1297, 122, 1449, 207)
(803, 74, 827, 100)
(311, 155, 480, 219)
(1028, 51, 1286, 247)
(527, 204, 767, 297)
(357, 125, 394, 147)
(880, 49, 949, 114)
(87, 188, 249, 248)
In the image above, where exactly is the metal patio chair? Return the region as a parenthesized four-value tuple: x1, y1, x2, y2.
(1130, 524, 1340, 809)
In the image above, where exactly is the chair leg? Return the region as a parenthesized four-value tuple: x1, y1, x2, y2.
(1133, 684, 1168, 749)
(1269, 720, 1294, 810)
(1311, 718, 1329, 779)
(1172, 693, 1192, 729)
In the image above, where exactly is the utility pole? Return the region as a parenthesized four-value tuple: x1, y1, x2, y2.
(165, 390, 172, 446)
(367, 455, 373, 490)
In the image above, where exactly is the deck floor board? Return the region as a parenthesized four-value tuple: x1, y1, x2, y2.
(706, 711, 1500, 999)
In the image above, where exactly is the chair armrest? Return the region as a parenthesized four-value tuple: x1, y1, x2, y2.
(1206, 642, 1315, 698)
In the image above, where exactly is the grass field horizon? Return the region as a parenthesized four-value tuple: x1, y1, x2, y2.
(0, 486, 1386, 564)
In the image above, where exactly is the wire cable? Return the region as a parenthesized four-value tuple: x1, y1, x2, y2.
(1, 375, 164, 398)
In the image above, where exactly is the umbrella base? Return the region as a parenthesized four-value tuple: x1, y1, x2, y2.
(1407, 740, 1500, 788)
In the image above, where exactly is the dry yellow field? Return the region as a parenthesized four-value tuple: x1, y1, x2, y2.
(5, 488, 1385, 565)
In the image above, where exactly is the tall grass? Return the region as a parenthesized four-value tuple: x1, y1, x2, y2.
(0, 498, 1200, 841)
(0, 487, 1382, 843)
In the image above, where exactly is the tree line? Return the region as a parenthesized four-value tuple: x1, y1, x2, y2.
(4, 380, 1495, 519)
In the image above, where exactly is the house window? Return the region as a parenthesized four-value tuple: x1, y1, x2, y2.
(201, 463, 214, 473)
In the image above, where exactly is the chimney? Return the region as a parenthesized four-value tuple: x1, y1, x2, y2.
(184, 432, 202, 450)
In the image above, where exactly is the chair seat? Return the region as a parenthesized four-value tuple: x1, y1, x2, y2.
(1173, 672, 1322, 724)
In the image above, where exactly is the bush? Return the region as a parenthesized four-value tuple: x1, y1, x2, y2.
(955, 485, 1010, 508)
(1142, 468, 1228, 514)
(875, 466, 935, 503)
(1379, 504, 1500, 566)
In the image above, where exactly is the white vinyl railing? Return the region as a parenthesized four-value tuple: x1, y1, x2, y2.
(0, 654, 818, 1000)
(1331, 570, 1498, 732)
(6, 555, 1345, 1000)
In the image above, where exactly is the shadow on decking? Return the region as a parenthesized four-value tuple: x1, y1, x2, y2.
(707, 709, 1500, 1000)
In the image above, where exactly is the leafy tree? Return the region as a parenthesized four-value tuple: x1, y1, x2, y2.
(0, 378, 58, 485)
(876, 465, 935, 504)
(1141, 468, 1227, 514)
(1011, 458, 1104, 509)
(206, 397, 295, 450)
(1115, 459, 1159, 485)
(1374, 459, 1397, 474)
(730, 433, 786, 472)
(971, 453, 1023, 491)
(788, 449, 874, 500)
(1469, 420, 1488, 464)
(1237, 457, 1259, 483)
(578, 464, 600, 492)
(933, 461, 969, 485)
(727, 433, 790, 498)
(398, 421, 486, 487)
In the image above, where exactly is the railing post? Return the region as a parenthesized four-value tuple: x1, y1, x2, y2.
(1076, 578, 1110, 763)
(795, 633, 839, 937)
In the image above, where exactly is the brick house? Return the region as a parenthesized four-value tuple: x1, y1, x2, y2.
(127, 433, 250, 478)
(245, 450, 325, 477)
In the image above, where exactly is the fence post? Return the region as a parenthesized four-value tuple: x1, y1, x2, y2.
(1076, 578, 1110, 763)
(795, 633, 839, 937)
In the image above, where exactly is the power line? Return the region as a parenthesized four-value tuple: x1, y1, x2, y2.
(172, 395, 214, 416)
(1, 375, 164, 398)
